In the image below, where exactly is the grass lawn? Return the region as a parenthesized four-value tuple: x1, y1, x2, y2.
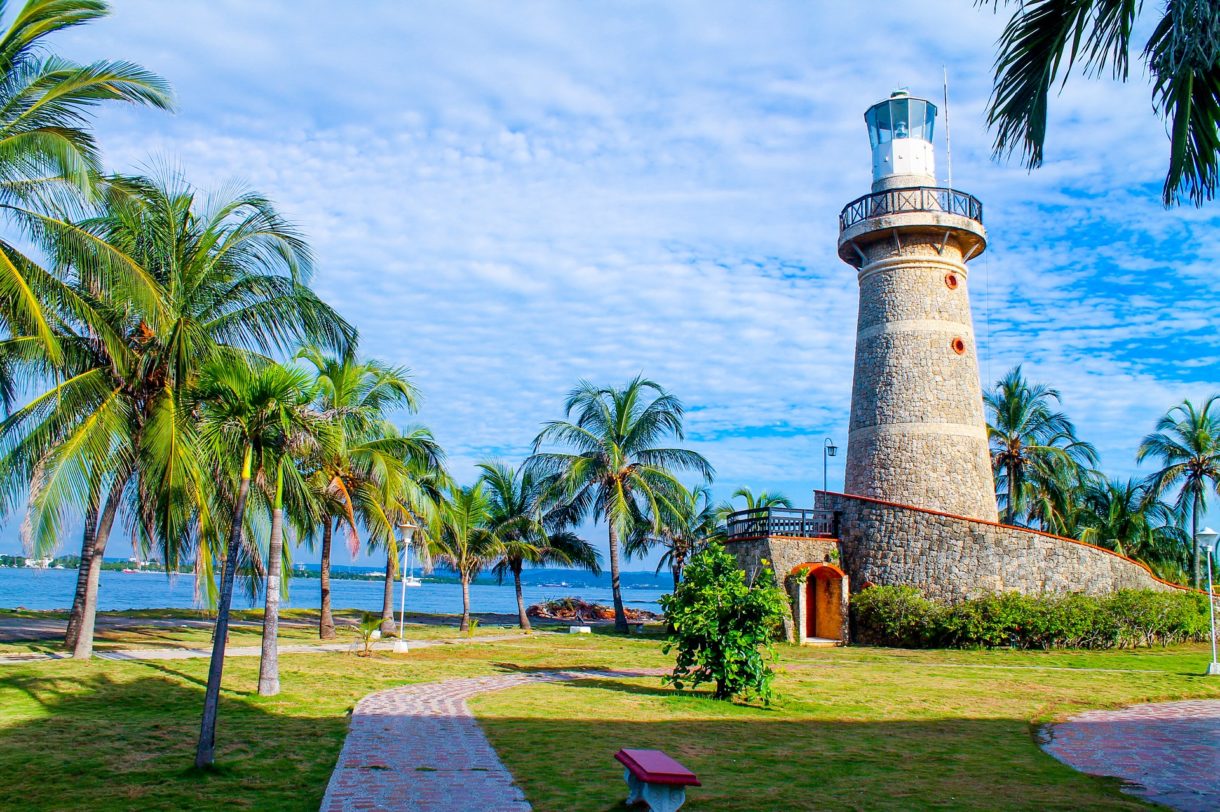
(0, 624, 1216, 811)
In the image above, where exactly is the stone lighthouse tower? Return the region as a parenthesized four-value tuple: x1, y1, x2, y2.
(836, 90, 998, 521)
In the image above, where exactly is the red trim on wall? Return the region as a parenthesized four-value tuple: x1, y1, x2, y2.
(814, 490, 1198, 594)
(789, 562, 847, 578)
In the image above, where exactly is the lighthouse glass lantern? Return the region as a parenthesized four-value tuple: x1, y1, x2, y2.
(864, 90, 937, 190)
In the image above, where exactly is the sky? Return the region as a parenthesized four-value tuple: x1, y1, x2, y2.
(5, 1, 1219, 565)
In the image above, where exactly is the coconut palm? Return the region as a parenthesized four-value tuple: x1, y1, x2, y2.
(295, 347, 441, 638)
(1079, 477, 1188, 570)
(429, 482, 503, 632)
(1022, 453, 1098, 538)
(191, 359, 325, 768)
(985, 366, 1098, 526)
(0, 173, 354, 658)
(478, 460, 601, 631)
(528, 377, 713, 632)
(983, 0, 1220, 205)
(714, 486, 792, 524)
(0, 0, 173, 368)
(629, 481, 723, 590)
(1138, 396, 1220, 588)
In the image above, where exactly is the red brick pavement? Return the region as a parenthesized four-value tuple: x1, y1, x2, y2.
(1041, 699, 1220, 812)
(320, 669, 665, 812)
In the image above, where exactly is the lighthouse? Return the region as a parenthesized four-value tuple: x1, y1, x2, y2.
(836, 90, 998, 521)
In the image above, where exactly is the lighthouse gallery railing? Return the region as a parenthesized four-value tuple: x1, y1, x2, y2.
(725, 507, 837, 541)
(839, 186, 983, 231)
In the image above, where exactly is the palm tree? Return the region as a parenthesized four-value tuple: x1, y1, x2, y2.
(478, 460, 601, 631)
(714, 486, 792, 524)
(1023, 454, 1097, 538)
(0, 173, 354, 658)
(629, 482, 722, 590)
(0, 0, 173, 367)
(528, 377, 713, 632)
(1138, 396, 1220, 588)
(295, 347, 441, 638)
(1079, 478, 1188, 570)
(191, 359, 324, 768)
(429, 482, 502, 632)
(983, 0, 1220, 205)
(985, 366, 1098, 526)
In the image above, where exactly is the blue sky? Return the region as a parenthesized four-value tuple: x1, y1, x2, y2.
(5, 1, 1219, 565)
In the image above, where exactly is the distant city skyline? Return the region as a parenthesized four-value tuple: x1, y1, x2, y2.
(3, 1, 1217, 564)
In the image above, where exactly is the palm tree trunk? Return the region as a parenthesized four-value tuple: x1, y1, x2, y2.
(72, 474, 128, 659)
(196, 445, 253, 770)
(459, 572, 471, 632)
(380, 552, 396, 635)
(1193, 494, 1202, 590)
(64, 498, 100, 649)
(1007, 460, 1018, 525)
(319, 518, 335, 639)
(608, 522, 628, 633)
(258, 465, 285, 697)
(513, 561, 530, 631)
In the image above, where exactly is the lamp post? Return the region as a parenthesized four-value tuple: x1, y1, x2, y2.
(394, 519, 418, 654)
(1199, 527, 1220, 676)
(823, 438, 838, 494)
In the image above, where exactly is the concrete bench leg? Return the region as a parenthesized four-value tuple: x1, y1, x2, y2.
(622, 768, 687, 812)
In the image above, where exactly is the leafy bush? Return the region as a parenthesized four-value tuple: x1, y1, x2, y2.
(660, 543, 788, 702)
(852, 585, 1212, 650)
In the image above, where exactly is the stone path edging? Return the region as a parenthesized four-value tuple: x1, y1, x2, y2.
(320, 668, 666, 812)
(0, 633, 525, 665)
(1041, 699, 1220, 812)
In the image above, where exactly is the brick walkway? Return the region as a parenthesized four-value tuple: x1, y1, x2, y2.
(320, 669, 665, 812)
(1041, 699, 1220, 812)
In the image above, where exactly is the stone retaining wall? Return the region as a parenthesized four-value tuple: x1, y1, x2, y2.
(726, 535, 843, 643)
(814, 491, 1180, 602)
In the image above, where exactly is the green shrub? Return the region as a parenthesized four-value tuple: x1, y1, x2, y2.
(851, 585, 1211, 650)
(660, 543, 788, 703)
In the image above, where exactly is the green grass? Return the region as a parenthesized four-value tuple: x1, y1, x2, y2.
(0, 623, 1216, 811)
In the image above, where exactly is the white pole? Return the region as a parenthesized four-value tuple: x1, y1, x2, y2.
(394, 526, 414, 654)
(1208, 546, 1218, 675)
(943, 65, 953, 190)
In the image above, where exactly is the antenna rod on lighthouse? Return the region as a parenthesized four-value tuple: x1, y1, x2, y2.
(943, 65, 953, 190)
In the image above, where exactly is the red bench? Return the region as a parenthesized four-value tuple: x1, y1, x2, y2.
(614, 748, 700, 811)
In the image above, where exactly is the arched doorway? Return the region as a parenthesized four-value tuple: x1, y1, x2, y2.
(790, 563, 847, 643)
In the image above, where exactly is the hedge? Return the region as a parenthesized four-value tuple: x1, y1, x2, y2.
(851, 585, 1213, 649)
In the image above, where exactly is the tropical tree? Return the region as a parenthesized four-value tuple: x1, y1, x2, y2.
(1078, 478, 1188, 573)
(0, 0, 173, 370)
(629, 482, 723, 590)
(0, 173, 353, 658)
(528, 377, 713, 632)
(295, 347, 441, 638)
(714, 486, 792, 524)
(191, 359, 325, 768)
(478, 460, 600, 631)
(429, 482, 502, 632)
(1138, 396, 1220, 588)
(985, 366, 1098, 526)
(982, 0, 1220, 205)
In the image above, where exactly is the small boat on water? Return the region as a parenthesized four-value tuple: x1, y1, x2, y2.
(404, 575, 422, 588)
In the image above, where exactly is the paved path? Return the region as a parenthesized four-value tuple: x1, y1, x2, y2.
(321, 669, 666, 812)
(0, 633, 525, 665)
(1041, 699, 1220, 812)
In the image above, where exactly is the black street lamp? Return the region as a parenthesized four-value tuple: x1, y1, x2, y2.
(823, 437, 838, 494)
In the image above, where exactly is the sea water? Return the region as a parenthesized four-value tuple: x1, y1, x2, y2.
(0, 567, 668, 616)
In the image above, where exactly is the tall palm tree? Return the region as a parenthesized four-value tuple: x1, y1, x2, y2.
(528, 377, 713, 632)
(1138, 396, 1220, 588)
(1023, 453, 1097, 538)
(429, 482, 502, 632)
(629, 481, 722, 590)
(0, 0, 173, 368)
(478, 460, 600, 631)
(985, 366, 1098, 526)
(191, 359, 325, 768)
(983, 0, 1220, 205)
(0, 174, 354, 658)
(295, 347, 441, 638)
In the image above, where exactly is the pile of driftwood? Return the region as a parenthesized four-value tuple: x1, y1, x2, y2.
(526, 596, 660, 622)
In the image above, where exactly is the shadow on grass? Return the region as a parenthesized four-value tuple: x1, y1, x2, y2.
(0, 671, 345, 811)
